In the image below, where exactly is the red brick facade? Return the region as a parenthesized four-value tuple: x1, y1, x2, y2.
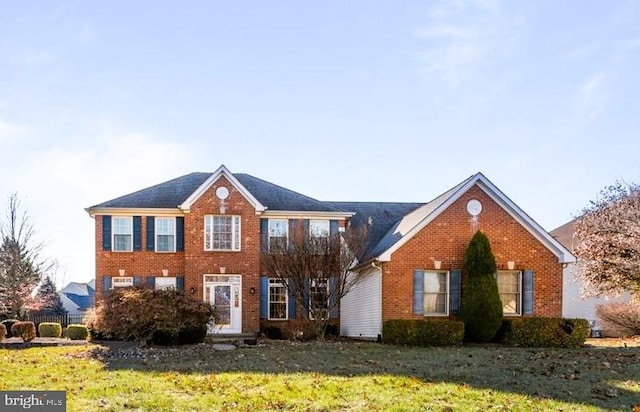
(380, 186, 562, 321)
(92, 173, 567, 337)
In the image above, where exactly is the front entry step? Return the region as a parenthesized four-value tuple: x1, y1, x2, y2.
(205, 332, 258, 345)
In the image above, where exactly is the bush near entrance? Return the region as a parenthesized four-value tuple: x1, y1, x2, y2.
(88, 287, 214, 346)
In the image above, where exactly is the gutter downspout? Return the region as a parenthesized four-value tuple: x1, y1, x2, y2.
(371, 260, 383, 343)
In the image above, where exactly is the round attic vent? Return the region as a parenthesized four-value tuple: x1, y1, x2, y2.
(215, 186, 229, 200)
(466, 199, 482, 216)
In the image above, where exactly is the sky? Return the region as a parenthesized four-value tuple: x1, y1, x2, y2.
(1, 1, 639, 288)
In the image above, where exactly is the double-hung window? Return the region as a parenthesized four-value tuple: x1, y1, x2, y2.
(112, 217, 132, 252)
(204, 215, 241, 251)
(496, 270, 522, 315)
(309, 219, 330, 238)
(268, 219, 288, 251)
(309, 278, 329, 319)
(268, 278, 288, 320)
(155, 217, 176, 252)
(424, 271, 448, 316)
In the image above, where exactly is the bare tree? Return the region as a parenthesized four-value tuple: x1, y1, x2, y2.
(0, 193, 55, 318)
(261, 223, 369, 340)
(573, 181, 640, 297)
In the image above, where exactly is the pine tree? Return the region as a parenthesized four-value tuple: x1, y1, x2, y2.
(33, 276, 67, 315)
(459, 230, 503, 342)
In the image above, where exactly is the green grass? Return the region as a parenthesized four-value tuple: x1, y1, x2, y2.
(1, 340, 639, 411)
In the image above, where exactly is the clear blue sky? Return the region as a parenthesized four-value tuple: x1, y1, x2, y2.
(1, 1, 639, 287)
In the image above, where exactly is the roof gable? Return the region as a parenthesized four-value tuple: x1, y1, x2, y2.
(374, 173, 575, 264)
(178, 165, 265, 213)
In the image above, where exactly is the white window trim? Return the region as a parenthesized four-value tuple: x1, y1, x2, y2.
(496, 270, 522, 316)
(268, 218, 288, 251)
(309, 219, 330, 238)
(112, 276, 133, 288)
(204, 215, 242, 252)
(155, 217, 176, 253)
(423, 270, 449, 317)
(267, 278, 288, 321)
(309, 279, 330, 320)
(112, 216, 133, 252)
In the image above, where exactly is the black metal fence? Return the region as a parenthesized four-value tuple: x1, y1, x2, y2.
(18, 313, 88, 328)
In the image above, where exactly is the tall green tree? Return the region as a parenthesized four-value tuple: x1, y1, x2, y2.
(459, 230, 503, 342)
(0, 193, 54, 318)
(31, 276, 67, 315)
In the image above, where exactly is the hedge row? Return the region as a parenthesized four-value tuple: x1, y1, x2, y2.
(383, 319, 465, 346)
(498, 317, 590, 348)
(382, 317, 590, 348)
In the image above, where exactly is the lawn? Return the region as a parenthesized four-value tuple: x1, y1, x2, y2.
(1, 339, 639, 411)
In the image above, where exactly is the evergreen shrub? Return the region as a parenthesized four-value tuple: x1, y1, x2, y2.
(66, 324, 89, 340)
(499, 317, 589, 348)
(459, 231, 503, 342)
(383, 319, 464, 346)
(38, 322, 62, 338)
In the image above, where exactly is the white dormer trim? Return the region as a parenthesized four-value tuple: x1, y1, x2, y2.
(178, 165, 266, 214)
(378, 173, 575, 264)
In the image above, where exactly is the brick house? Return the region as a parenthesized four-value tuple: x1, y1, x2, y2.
(86, 165, 574, 339)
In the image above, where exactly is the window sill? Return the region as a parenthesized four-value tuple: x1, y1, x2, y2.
(266, 318, 289, 321)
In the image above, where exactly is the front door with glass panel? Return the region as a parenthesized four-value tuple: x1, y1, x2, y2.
(203, 275, 242, 333)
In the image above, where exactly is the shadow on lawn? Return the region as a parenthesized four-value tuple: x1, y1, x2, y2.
(88, 340, 640, 411)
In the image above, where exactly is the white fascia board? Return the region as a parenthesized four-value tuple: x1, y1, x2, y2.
(378, 177, 480, 261)
(260, 210, 354, 219)
(377, 173, 576, 264)
(178, 165, 266, 214)
(86, 207, 183, 218)
(474, 178, 576, 264)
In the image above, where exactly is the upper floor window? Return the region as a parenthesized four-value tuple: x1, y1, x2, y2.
(155, 217, 176, 252)
(268, 219, 288, 251)
(113, 217, 132, 252)
(309, 219, 330, 238)
(424, 271, 448, 316)
(204, 215, 241, 251)
(496, 270, 522, 315)
(268, 278, 288, 320)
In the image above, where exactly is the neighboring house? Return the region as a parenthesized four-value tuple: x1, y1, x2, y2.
(59, 279, 95, 316)
(86, 165, 574, 339)
(550, 219, 630, 335)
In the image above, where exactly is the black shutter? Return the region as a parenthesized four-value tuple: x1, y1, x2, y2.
(146, 217, 155, 251)
(176, 217, 184, 252)
(133, 216, 142, 251)
(102, 216, 111, 251)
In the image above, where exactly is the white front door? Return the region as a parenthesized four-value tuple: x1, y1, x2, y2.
(204, 275, 242, 333)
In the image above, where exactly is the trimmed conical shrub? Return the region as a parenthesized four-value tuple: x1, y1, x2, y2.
(459, 230, 503, 342)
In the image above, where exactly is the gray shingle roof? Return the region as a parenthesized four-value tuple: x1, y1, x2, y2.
(90, 172, 211, 209)
(234, 174, 344, 212)
(90, 172, 345, 213)
(327, 201, 425, 260)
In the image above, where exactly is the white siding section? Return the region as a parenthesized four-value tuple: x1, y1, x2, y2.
(340, 267, 382, 340)
(562, 264, 630, 333)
